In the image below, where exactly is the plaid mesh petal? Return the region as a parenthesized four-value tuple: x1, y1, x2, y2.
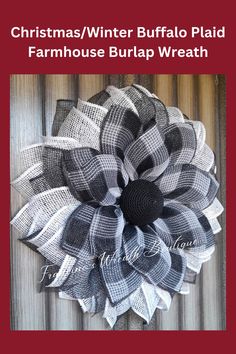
(163, 122, 197, 165)
(122, 224, 171, 285)
(59, 258, 103, 299)
(60, 202, 97, 258)
(100, 252, 142, 304)
(155, 164, 219, 210)
(158, 249, 187, 294)
(122, 84, 169, 127)
(63, 149, 129, 204)
(154, 201, 215, 250)
(124, 122, 169, 181)
(103, 86, 138, 113)
(89, 205, 124, 256)
(100, 105, 141, 160)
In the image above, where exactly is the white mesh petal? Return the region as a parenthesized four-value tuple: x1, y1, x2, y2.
(20, 143, 43, 172)
(167, 107, 185, 123)
(11, 187, 78, 237)
(203, 198, 224, 219)
(77, 99, 108, 128)
(47, 255, 77, 287)
(104, 86, 138, 114)
(27, 203, 79, 248)
(58, 107, 100, 149)
(11, 162, 44, 199)
(43, 136, 82, 149)
(184, 246, 215, 273)
(191, 143, 214, 171)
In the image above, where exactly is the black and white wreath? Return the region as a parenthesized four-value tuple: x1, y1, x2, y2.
(11, 84, 223, 327)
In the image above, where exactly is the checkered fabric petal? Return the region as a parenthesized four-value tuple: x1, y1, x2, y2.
(60, 202, 97, 258)
(122, 224, 171, 285)
(124, 122, 169, 180)
(155, 164, 219, 210)
(153, 201, 215, 250)
(100, 250, 142, 304)
(63, 149, 129, 204)
(100, 105, 141, 160)
(163, 122, 197, 165)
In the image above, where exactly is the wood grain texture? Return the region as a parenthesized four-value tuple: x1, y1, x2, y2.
(10, 74, 226, 330)
(10, 75, 47, 330)
(177, 75, 201, 330)
(43, 75, 83, 330)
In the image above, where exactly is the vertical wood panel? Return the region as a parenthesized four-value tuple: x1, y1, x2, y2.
(43, 75, 83, 330)
(10, 75, 46, 330)
(198, 75, 222, 329)
(78, 74, 109, 330)
(153, 75, 175, 106)
(153, 74, 180, 330)
(44, 75, 78, 135)
(177, 75, 201, 330)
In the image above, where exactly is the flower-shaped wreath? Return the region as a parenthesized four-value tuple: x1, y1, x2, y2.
(11, 84, 223, 327)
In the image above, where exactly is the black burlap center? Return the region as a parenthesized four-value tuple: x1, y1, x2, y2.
(120, 179, 164, 226)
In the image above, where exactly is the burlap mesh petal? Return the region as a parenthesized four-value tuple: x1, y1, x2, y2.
(167, 107, 185, 124)
(12, 162, 45, 199)
(191, 143, 215, 171)
(58, 107, 100, 149)
(23, 204, 79, 248)
(103, 86, 138, 113)
(51, 99, 77, 136)
(77, 99, 108, 128)
(20, 143, 43, 173)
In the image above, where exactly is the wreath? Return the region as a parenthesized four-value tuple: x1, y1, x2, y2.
(11, 84, 223, 327)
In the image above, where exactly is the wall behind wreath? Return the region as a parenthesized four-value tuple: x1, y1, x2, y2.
(10, 74, 226, 330)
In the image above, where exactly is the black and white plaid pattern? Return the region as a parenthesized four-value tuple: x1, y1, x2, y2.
(155, 164, 219, 210)
(60, 257, 103, 300)
(123, 224, 171, 285)
(158, 249, 187, 294)
(124, 122, 169, 181)
(89, 205, 124, 256)
(63, 149, 129, 205)
(163, 122, 197, 165)
(61, 202, 97, 258)
(100, 105, 141, 160)
(124, 85, 169, 128)
(153, 201, 215, 250)
(61, 202, 124, 257)
(100, 250, 142, 304)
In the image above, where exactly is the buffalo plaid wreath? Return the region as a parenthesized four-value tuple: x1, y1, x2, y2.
(11, 84, 223, 327)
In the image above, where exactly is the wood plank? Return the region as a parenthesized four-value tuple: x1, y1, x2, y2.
(153, 75, 175, 106)
(214, 74, 226, 329)
(177, 75, 201, 330)
(44, 75, 78, 135)
(43, 74, 83, 330)
(198, 75, 223, 329)
(78, 74, 109, 330)
(153, 74, 180, 330)
(10, 74, 47, 330)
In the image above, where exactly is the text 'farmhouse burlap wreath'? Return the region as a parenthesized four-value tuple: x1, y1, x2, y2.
(11, 84, 223, 327)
